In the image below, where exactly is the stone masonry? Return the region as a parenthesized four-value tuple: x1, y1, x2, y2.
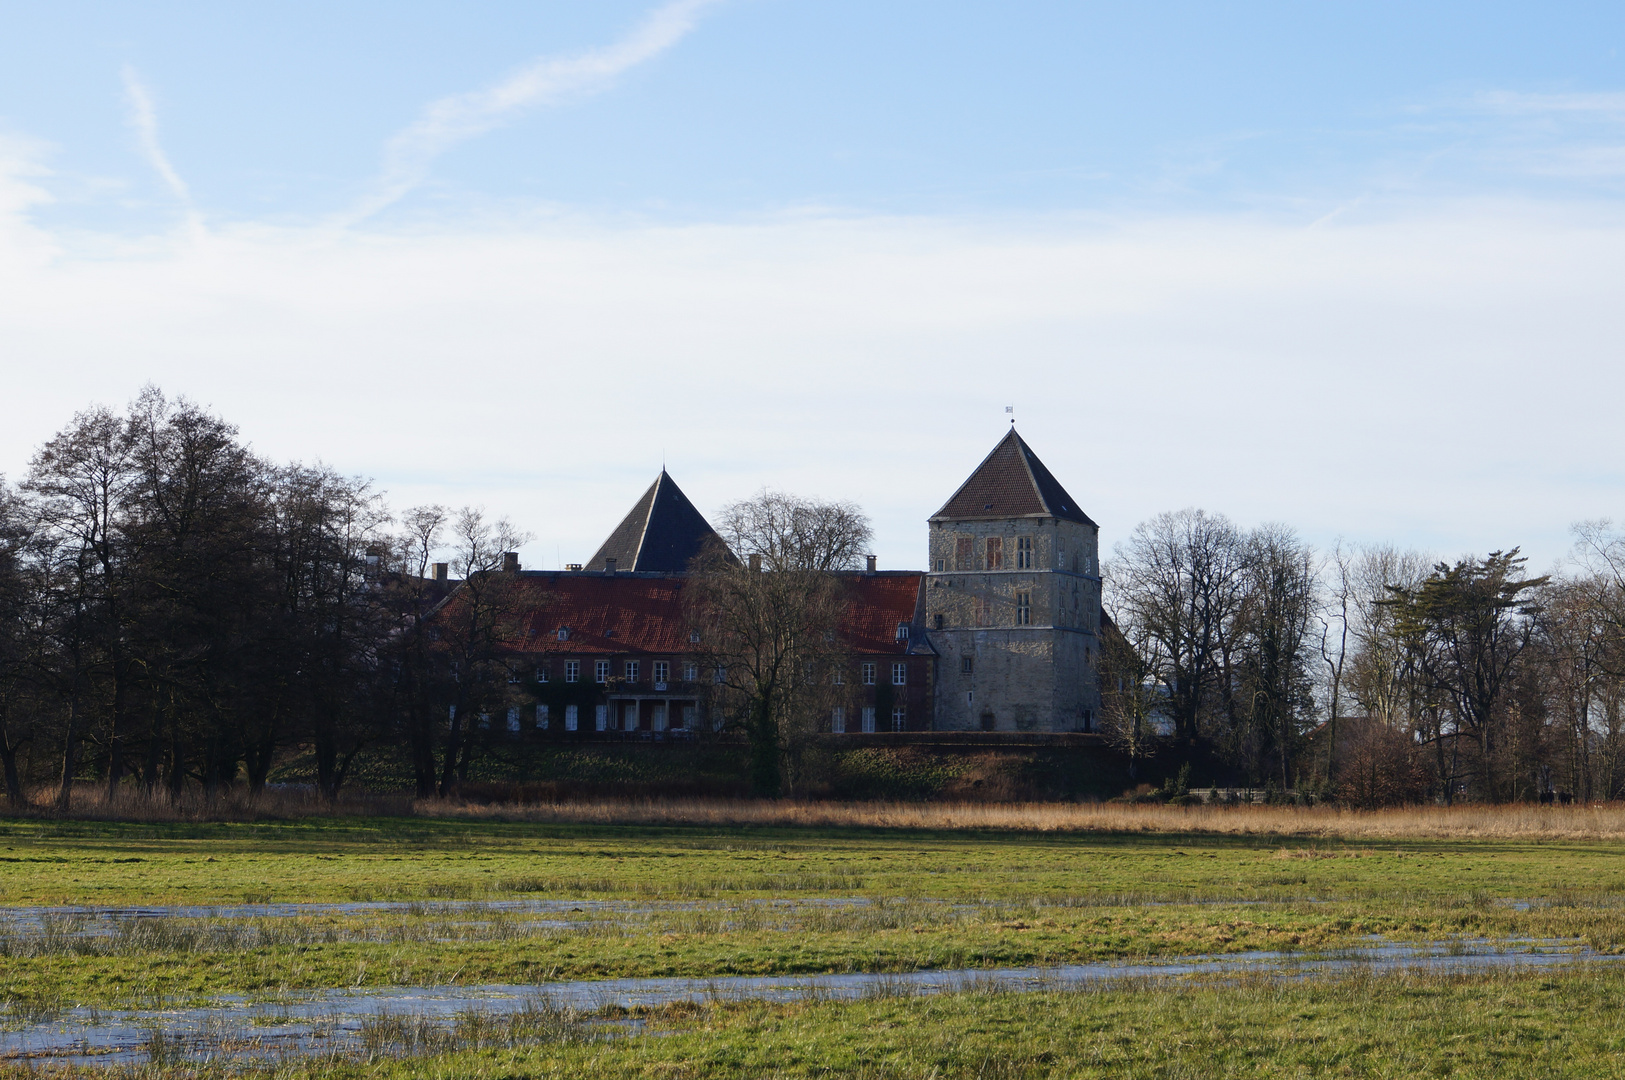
(922, 430, 1102, 732)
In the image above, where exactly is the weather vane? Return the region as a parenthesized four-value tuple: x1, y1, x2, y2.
(1006, 405, 1014, 426)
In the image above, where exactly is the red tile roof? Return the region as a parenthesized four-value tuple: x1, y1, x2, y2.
(444, 571, 925, 656)
(931, 428, 1095, 526)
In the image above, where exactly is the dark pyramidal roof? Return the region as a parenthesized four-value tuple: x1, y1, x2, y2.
(930, 428, 1096, 526)
(586, 470, 725, 572)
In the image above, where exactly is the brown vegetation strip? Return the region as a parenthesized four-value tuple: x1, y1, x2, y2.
(15, 786, 1625, 840)
(425, 797, 1625, 839)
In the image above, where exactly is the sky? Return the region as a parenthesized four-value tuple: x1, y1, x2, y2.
(1, 1, 1623, 574)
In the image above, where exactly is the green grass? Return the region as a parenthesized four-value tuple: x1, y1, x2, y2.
(5, 815, 1625, 1072)
(8, 967, 1625, 1078)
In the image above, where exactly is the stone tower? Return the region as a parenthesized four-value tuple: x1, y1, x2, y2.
(923, 429, 1102, 732)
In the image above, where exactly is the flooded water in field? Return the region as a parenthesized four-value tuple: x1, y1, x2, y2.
(2, 939, 1619, 1067)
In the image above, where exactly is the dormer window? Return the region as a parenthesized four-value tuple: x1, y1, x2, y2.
(689, 630, 701, 644)
(895, 623, 909, 641)
(556, 627, 570, 642)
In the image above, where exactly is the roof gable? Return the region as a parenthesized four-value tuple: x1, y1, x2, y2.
(930, 429, 1095, 526)
(586, 470, 725, 573)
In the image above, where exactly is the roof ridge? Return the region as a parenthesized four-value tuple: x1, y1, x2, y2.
(629, 471, 663, 569)
(928, 428, 1022, 520)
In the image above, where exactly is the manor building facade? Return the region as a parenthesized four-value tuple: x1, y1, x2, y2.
(441, 429, 1099, 736)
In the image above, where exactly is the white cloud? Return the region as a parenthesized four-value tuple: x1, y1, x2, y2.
(355, 0, 722, 221)
(1, 179, 1621, 572)
(121, 66, 200, 225)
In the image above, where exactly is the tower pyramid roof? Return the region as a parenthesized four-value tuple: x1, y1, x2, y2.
(929, 428, 1095, 526)
(585, 470, 725, 572)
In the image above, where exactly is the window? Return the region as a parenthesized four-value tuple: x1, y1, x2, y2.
(955, 536, 973, 571)
(985, 536, 1003, 570)
(714, 665, 726, 684)
(1016, 591, 1031, 625)
(536, 664, 549, 683)
(507, 668, 520, 684)
(624, 660, 640, 681)
(1016, 536, 1032, 569)
(976, 597, 990, 627)
(961, 656, 974, 675)
(934, 613, 944, 629)
(892, 662, 907, 686)
(861, 662, 876, 686)
(507, 708, 521, 732)
(682, 662, 698, 682)
(967, 691, 974, 705)
(537, 704, 550, 729)
(652, 705, 667, 731)
(895, 623, 909, 641)
(595, 660, 610, 683)
(832, 668, 844, 687)
(689, 630, 701, 644)
(556, 627, 570, 642)
(1056, 542, 1065, 568)
(891, 705, 906, 731)
(564, 704, 578, 731)
(624, 703, 639, 730)
(831, 706, 846, 734)
(861, 707, 876, 733)
(564, 660, 579, 683)
(594, 704, 607, 731)
(680, 705, 696, 729)
(449, 661, 459, 680)
(934, 558, 945, 572)
(653, 661, 669, 683)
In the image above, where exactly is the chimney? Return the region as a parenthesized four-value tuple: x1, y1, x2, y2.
(432, 563, 448, 582)
(749, 553, 762, 573)
(866, 554, 877, 574)
(605, 557, 617, 575)
(502, 552, 520, 573)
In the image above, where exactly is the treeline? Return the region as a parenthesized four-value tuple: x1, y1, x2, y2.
(1101, 509, 1625, 805)
(0, 389, 530, 805)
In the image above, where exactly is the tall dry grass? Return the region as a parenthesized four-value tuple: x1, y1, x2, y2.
(11, 784, 1625, 839)
(424, 797, 1625, 841)
(2, 782, 411, 823)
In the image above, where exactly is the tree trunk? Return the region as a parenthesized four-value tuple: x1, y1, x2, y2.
(56, 696, 81, 811)
(749, 694, 780, 797)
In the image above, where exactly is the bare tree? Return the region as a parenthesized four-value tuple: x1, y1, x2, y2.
(686, 491, 871, 796)
(1109, 509, 1249, 743)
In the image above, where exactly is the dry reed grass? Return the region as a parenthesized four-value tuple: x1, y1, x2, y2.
(11, 784, 1625, 840)
(424, 796, 1625, 841)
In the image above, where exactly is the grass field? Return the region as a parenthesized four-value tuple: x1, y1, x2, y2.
(4, 803, 1625, 1075)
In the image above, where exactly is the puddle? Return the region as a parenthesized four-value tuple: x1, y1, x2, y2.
(3, 939, 1616, 1066)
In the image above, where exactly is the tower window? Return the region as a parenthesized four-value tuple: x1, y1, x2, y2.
(985, 537, 1003, 570)
(1016, 592, 1031, 625)
(955, 536, 973, 572)
(934, 558, 945, 572)
(961, 656, 973, 675)
(934, 613, 944, 629)
(1016, 536, 1032, 569)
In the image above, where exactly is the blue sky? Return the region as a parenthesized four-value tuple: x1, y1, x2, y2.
(1, 1, 1623, 570)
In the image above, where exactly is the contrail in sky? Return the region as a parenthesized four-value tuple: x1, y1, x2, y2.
(353, 0, 723, 222)
(121, 65, 195, 208)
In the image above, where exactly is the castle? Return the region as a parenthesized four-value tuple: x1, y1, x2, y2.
(461, 429, 1100, 735)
